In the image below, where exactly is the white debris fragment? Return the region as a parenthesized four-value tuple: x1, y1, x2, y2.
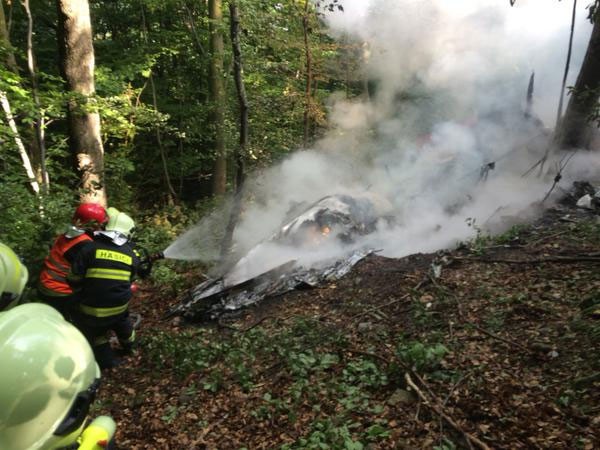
(576, 194, 593, 209)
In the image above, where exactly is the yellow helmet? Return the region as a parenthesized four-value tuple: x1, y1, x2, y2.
(105, 211, 135, 239)
(0, 242, 28, 311)
(0, 303, 100, 449)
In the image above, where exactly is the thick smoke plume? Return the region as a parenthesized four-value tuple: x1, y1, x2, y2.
(166, 0, 598, 278)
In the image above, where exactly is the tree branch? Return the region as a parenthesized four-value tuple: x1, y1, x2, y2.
(405, 373, 492, 450)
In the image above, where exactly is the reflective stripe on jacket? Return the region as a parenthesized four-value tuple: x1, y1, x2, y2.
(72, 238, 140, 319)
(39, 233, 92, 296)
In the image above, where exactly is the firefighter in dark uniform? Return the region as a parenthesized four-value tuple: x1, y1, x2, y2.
(69, 210, 152, 369)
(38, 203, 108, 319)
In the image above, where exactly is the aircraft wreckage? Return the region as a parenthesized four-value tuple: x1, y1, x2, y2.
(170, 194, 393, 321)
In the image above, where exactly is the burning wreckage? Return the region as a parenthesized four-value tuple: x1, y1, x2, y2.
(171, 194, 393, 321)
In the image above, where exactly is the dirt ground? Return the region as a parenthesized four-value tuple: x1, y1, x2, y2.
(96, 203, 600, 450)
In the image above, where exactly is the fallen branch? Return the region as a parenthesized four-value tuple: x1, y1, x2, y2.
(405, 373, 491, 450)
(191, 414, 229, 446)
(350, 293, 411, 321)
(527, 230, 570, 247)
(443, 370, 474, 407)
(573, 371, 600, 389)
(344, 348, 391, 366)
(219, 314, 295, 333)
(466, 322, 533, 354)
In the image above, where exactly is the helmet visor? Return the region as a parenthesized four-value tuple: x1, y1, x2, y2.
(54, 378, 101, 436)
(0, 292, 18, 310)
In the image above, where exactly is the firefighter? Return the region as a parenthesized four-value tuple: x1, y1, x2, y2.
(38, 203, 109, 319)
(0, 304, 116, 450)
(69, 211, 153, 369)
(0, 242, 29, 311)
(0, 243, 116, 449)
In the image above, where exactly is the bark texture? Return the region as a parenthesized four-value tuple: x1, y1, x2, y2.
(555, 19, 600, 149)
(56, 0, 106, 206)
(221, 2, 248, 260)
(209, 0, 226, 195)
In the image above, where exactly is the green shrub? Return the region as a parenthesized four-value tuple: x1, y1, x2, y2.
(396, 341, 449, 373)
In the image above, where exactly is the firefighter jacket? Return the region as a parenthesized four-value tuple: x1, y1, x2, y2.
(38, 232, 93, 297)
(69, 235, 142, 321)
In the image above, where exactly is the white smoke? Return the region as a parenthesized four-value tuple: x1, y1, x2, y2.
(167, 0, 600, 277)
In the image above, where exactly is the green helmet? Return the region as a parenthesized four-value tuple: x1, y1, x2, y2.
(0, 303, 100, 450)
(105, 211, 135, 239)
(0, 242, 28, 310)
(0, 255, 6, 299)
(106, 207, 120, 220)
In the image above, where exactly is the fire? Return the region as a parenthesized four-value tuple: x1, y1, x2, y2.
(321, 226, 331, 236)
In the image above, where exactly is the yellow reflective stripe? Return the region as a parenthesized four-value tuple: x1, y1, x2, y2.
(38, 284, 70, 297)
(47, 255, 69, 271)
(95, 249, 132, 265)
(127, 329, 136, 343)
(79, 302, 129, 317)
(85, 268, 131, 281)
(45, 268, 67, 283)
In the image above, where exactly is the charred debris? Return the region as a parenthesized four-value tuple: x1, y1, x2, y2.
(169, 178, 600, 322)
(169, 194, 389, 321)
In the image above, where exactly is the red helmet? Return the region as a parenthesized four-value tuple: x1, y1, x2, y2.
(72, 203, 108, 228)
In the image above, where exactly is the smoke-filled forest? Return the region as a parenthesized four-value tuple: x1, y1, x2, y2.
(1, 0, 600, 448)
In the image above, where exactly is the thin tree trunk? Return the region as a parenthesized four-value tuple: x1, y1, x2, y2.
(56, 0, 106, 206)
(183, 2, 205, 57)
(22, 0, 48, 192)
(302, 0, 312, 148)
(524, 72, 534, 118)
(221, 2, 248, 260)
(209, 0, 227, 195)
(555, 0, 578, 127)
(362, 41, 371, 101)
(141, 5, 177, 203)
(555, 17, 600, 149)
(0, 1, 18, 72)
(149, 74, 177, 203)
(0, 91, 40, 195)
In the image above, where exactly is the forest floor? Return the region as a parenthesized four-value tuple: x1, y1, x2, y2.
(96, 199, 600, 450)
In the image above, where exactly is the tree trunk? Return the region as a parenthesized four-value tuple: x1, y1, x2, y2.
(141, 5, 177, 204)
(302, 0, 313, 148)
(22, 0, 49, 192)
(0, 1, 18, 72)
(0, 91, 40, 195)
(221, 2, 248, 260)
(554, 0, 578, 128)
(209, 0, 226, 195)
(56, 0, 107, 206)
(555, 18, 600, 149)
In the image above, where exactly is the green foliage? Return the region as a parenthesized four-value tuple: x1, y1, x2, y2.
(0, 183, 75, 280)
(161, 404, 181, 424)
(570, 219, 600, 245)
(143, 318, 394, 448)
(142, 329, 222, 377)
(464, 217, 491, 255)
(281, 419, 365, 450)
(0, 0, 361, 280)
(342, 358, 388, 389)
(396, 341, 449, 373)
(434, 438, 457, 450)
(493, 224, 528, 245)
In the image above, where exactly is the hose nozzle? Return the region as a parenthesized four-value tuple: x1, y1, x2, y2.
(149, 251, 165, 262)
